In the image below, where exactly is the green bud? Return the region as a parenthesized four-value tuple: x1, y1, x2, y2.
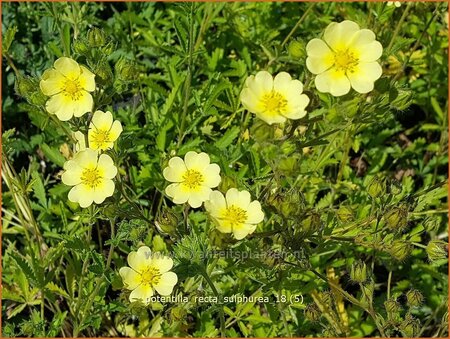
(383, 204, 408, 231)
(288, 40, 305, 58)
(267, 189, 303, 218)
(320, 291, 333, 306)
(336, 206, 353, 222)
(170, 305, 187, 322)
(73, 39, 89, 55)
(155, 207, 178, 235)
(390, 180, 402, 195)
(399, 314, 420, 337)
(360, 279, 375, 306)
(423, 217, 440, 232)
(94, 62, 113, 85)
(30, 91, 48, 106)
(152, 235, 166, 252)
(390, 89, 413, 111)
(87, 27, 107, 47)
(304, 303, 321, 322)
(367, 176, 386, 198)
(350, 260, 367, 283)
(406, 289, 424, 307)
(388, 240, 412, 261)
(16, 76, 36, 98)
(115, 58, 137, 81)
(299, 212, 321, 236)
(426, 240, 448, 263)
(384, 298, 401, 317)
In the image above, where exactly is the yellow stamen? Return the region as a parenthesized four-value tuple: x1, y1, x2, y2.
(140, 266, 161, 286)
(91, 129, 111, 149)
(333, 49, 359, 73)
(81, 168, 102, 188)
(261, 91, 288, 114)
(182, 169, 204, 190)
(223, 205, 248, 227)
(63, 78, 83, 100)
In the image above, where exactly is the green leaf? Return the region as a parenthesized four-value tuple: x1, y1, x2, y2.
(2, 26, 17, 54)
(46, 281, 70, 299)
(214, 126, 240, 150)
(41, 143, 66, 167)
(31, 172, 47, 208)
(62, 23, 71, 56)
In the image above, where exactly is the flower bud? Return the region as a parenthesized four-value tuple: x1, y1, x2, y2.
(384, 298, 401, 315)
(88, 27, 107, 47)
(94, 62, 113, 85)
(399, 314, 420, 337)
(16, 76, 36, 98)
(155, 207, 178, 235)
(288, 40, 305, 58)
(299, 212, 321, 236)
(423, 217, 440, 232)
(367, 176, 386, 198)
(426, 240, 448, 263)
(406, 289, 423, 307)
(350, 261, 367, 283)
(115, 58, 137, 81)
(388, 240, 412, 261)
(383, 204, 408, 231)
(73, 39, 89, 55)
(336, 206, 353, 222)
(30, 91, 48, 106)
(304, 303, 321, 322)
(390, 89, 413, 111)
(360, 279, 374, 305)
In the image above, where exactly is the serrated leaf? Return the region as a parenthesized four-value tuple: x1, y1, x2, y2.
(46, 281, 70, 299)
(2, 26, 17, 53)
(214, 126, 240, 150)
(31, 172, 47, 208)
(41, 143, 66, 167)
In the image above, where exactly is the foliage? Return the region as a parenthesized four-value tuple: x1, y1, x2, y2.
(2, 2, 448, 337)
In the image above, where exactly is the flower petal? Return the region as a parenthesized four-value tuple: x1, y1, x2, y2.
(129, 284, 153, 304)
(40, 69, 65, 96)
(233, 223, 256, 240)
(54, 57, 81, 77)
(226, 188, 251, 209)
(68, 184, 94, 208)
(205, 190, 226, 218)
(97, 154, 117, 179)
(273, 72, 295, 93)
(119, 267, 141, 290)
(165, 183, 190, 204)
(314, 68, 351, 96)
(90, 110, 113, 130)
(45, 93, 73, 121)
(92, 179, 115, 204)
(246, 200, 265, 224)
(154, 272, 178, 296)
(348, 62, 382, 93)
(356, 41, 383, 63)
(306, 39, 334, 74)
(151, 255, 173, 274)
(323, 20, 360, 50)
(128, 246, 152, 273)
(187, 186, 211, 208)
(184, 151, 210, 170)
(108, 120, 123, 141)
(79, 65, 96, 92)
(202, 164, 221, 188)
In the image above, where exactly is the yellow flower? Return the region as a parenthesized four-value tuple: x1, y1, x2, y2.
(240, 71, 310, 125)
(40, 57, 95, 121)
(205, 188, 265, 240)
(73, 131, 86, 152)
(119, 246, 178, 304)
(88, 110, 123, 151)
(163, 151, 221, 208)
(61, 148, 117, 208)
(306, 20, 383, 96)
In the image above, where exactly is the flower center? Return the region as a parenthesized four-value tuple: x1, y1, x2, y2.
(91, 129, 111, 149)
(223, 205, 248, 227)
(182, 169, 204, 190)
(333, 49, 359, 73)
(63, 78, 83, 100)
(140, 266, 161, 286)
(261, 91, 288, 114)
(81, 167, 102, 189)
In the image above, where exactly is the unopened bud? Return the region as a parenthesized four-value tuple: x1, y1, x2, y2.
(423, 217, 440, 232)
(388, 240, 412, 261)
(16, 76, 36, 98)
(155, 208, 178, 235)
(73, 39, 89, 55)
(87, 27, 107, 47)
(299, 212, 321, 236)
(115, 58, 137, 81)
(426, 240, 448, 263)
(384, 298, 401, 316)
(399, 314, 420, 337)
(367, 176, 385, 198)
(94, 62, 113, 85)
(30, 91, 48, 106)
(288, 40, 305, 58)
(390, 89, 413, 111)
(384, 204, 409, 231)
(304, 303, 321, 322)
(406, 289, 423, 307)
(336, 206, 353, 222)
(350, 261, 367, 283)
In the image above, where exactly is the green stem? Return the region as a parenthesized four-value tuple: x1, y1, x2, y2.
(386, 3, 412, 53)
(387, 271, 392, 300)
(201, 269, 225, 337)
(281, 2, 315, 47)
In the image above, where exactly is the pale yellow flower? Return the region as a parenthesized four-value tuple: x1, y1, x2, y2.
(205, 188, 265, 240)
(387, 1, 401, 7)
(61, 148, 117, 208)
(240, 71, 310, 125)
(119, 246, 178, 304)
(88, 110, 123, 151)
(40, 57, 95, 121)
(73, 131, 86, 152)
(163, 151, 221, 208)
(306, 20, 383, 96)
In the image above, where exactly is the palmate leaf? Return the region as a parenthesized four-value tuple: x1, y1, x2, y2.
(10, 252, 38, 287)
